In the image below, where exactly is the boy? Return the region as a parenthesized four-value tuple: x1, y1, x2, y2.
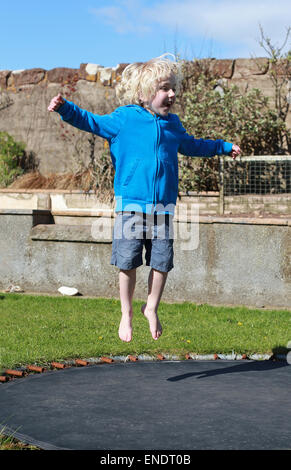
(48, 55, 241, 342)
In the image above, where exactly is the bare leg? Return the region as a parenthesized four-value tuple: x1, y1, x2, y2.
(141, 268, 167, 340)
(119, 268, 136, 342)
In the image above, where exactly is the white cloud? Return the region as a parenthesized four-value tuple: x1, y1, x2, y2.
(143, 0, 291, 49)
(90, 0, 291, 56)
(90, 0, 151, 34)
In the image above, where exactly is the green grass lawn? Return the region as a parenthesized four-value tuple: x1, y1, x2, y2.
(0, 292, 290, 449)
(0, 293, 290, 369)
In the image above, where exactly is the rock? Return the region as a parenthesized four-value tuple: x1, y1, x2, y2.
(214, 85, 224, 97)
(47, 67, 79, 84)
(270, 58, 291, 77)
(113, 63, 129, 75)
(5, 285, 24, 293)
(12, 69, 25, 75)
(112, 63, 129, 84)
(209, 59, 234, 78)
(100, 67, 112, 86)
(232, 58, 269, 78)
(58, 286, 79, 296)
(0, 70, 11, 90)
(0, 90, 13, 111)
(79, 63, 127, 84)
(79, 63, 100, 82)
(86, 63, 102, 76)
(12, 68, 46, 87)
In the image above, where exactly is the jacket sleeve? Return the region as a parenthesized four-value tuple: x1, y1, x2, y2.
(175, 115, 233, 157)
(57, 100, 126, 141)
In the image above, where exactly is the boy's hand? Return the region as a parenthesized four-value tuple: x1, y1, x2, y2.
(230, 144, 241, 160)
(48, 93, 65, 112)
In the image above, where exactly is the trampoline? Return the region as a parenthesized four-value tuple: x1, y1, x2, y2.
(0, 359, 290, 450)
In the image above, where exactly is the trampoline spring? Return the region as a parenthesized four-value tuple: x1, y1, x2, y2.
(101, 357, 114, 363)
(0, 375, 9, 382)
(26, 365, 45, 373)
(5, 369, 25, 377)
(128, 355, 138, 362)
(75, 359, 89, 366)
(51, 362, 66, 369)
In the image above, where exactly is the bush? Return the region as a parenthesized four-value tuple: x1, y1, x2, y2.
(0, 132, 25, 187)
(177, 70, 290, 192)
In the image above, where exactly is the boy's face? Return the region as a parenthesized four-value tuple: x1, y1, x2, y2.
(143, 76, 176, 117)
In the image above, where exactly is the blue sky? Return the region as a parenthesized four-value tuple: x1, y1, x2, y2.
(1, 0, 291, 71)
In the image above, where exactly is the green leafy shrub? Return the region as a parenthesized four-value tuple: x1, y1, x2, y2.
(0, 132, 25, 187)
(177, 72, 290, 192)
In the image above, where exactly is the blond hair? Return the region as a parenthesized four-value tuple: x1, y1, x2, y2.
(115, 53, 182, 105)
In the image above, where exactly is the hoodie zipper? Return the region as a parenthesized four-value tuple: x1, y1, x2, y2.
(153, 116, 161, 211)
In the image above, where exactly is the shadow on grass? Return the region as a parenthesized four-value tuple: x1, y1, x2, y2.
(167, 346, 290, 382)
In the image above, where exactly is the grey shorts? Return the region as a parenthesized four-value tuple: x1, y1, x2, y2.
(111, 212, 174, 272)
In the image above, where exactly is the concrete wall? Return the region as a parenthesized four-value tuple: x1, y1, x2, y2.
(0, 58, 290, 175)
(1, 209, 290, 308)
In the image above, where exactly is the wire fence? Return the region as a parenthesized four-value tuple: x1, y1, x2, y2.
(221, 156, 291, 196)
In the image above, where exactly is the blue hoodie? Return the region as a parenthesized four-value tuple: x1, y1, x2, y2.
(57, 101, 233, 214)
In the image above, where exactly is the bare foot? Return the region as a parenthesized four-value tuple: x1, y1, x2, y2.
(118, 313, 133, 342)
(141, 304, 162, 340)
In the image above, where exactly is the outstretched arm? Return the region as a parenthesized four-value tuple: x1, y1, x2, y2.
(47, 96, 126, 140)
(175, 114, 241, 159)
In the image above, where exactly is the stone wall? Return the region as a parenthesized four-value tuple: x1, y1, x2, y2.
(0, 59, 290, 175)
(0, 209, 290, 308)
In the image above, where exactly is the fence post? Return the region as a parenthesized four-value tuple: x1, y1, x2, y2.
(219, 156, 224, 215)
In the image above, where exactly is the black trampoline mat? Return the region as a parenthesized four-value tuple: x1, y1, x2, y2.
(0, 360, 290, 450)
